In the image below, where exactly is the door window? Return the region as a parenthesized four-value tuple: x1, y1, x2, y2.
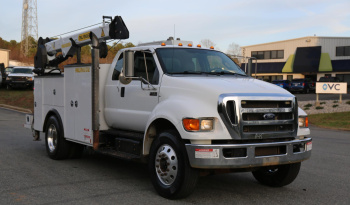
(134, 51, 159, 85)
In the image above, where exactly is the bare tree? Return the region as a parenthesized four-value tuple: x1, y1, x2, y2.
(200, 39, 216, 48)
(227, 42, 241, 56)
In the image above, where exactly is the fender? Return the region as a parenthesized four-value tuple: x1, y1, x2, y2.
(142, 95, 230, 155)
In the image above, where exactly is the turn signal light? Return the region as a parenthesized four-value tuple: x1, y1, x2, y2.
(183, 119, 200, 131)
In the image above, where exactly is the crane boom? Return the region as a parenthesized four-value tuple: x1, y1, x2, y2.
(34, 15, 129, 75)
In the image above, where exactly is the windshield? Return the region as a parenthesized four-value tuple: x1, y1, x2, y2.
(155, 48, 246, 75)
(12, 68, 33, 74)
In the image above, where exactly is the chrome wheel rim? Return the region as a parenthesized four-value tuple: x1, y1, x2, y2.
(47, 124, 58, 152)
(155, 144, 178, 185)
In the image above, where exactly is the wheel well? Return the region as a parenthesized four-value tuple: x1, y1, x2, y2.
(143, 118, 181, 155)
(43, 109, 63, 133)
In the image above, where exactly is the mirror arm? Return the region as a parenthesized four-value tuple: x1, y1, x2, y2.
(139, 77, 156, 90)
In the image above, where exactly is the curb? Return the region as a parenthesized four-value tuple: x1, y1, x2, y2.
(0, 104, 32, 114)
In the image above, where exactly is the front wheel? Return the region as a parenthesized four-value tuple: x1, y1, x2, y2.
(252, 162, 301, 187)
(148, 130, 198, 199)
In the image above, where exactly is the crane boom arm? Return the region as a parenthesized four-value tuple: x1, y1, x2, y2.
(34, 15, 129, 75)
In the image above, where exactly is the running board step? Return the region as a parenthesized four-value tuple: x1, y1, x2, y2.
(96, 147, 141, 160)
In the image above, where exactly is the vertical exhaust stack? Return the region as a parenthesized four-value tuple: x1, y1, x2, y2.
(90, 32, 100, 150)
(247, 58, 252, 77)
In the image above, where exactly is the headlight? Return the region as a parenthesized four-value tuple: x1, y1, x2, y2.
(183, 118, 214, 131)
(298, 116, 308, 128)
(26, 77, 34, 81)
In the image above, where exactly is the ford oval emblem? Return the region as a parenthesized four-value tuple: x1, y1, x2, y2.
(263, 113, 275, 120)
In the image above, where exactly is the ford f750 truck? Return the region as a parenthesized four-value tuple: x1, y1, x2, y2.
(25, 15, 312, 199)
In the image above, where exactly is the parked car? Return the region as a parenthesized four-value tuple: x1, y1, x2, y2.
(318, 76, 341, 82)
(290, 78, 315, 93)
(6, 67, 34, 89)
(272, 80, 291, 91)
(5, 66, 14, 76)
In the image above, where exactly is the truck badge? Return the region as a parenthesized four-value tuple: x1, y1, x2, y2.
(263, 113, 275, 120)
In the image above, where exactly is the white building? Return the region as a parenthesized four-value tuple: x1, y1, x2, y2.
(241, 36, 350, 85)
(0, 48, 10, 68)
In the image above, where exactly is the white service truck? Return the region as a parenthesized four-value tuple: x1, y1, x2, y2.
(26, 16, 312, 199)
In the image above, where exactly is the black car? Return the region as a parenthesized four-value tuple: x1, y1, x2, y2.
(290, 78, 315, 93)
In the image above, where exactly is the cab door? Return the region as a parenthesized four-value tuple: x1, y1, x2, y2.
(105, 50, 161, 132)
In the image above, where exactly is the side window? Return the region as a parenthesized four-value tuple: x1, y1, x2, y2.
(134, 51, 159, 85)
(112, 53, 123, 81)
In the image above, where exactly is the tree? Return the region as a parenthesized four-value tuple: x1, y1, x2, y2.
(200, 39, 216, 48)
(227, 42, 241, 56)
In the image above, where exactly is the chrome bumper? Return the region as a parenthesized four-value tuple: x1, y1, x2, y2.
(185, 138, 312, 169)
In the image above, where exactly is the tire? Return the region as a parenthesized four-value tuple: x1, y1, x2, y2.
(148, 130, 199, 199)
(45, 115, 71, 160)
(252, 162, 301, 187)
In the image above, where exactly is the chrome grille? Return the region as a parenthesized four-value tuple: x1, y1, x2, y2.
(218, 93, 298, 140)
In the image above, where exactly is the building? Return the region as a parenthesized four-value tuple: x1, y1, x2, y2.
(0, 48, 10, 68)
(241, 36, 350, 85)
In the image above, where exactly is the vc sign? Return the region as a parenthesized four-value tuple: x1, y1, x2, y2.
(316, 82, 347, 94)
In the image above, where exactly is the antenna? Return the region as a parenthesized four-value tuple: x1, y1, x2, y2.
(174, 24, 175, 40)
(21, 0, 38, 56)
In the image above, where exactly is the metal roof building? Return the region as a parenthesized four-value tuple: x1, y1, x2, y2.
(241, 36, 350, 85)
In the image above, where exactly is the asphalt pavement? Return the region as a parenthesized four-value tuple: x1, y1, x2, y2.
(0, 108, 349, 204)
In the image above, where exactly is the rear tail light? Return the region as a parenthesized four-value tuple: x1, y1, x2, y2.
(303, 83, 305, 86)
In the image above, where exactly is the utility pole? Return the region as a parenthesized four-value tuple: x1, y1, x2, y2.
(21, 0, 38, 56)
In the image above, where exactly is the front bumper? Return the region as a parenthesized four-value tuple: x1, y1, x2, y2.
(7, 80, 34, 87)
(185, 138, 312, 169)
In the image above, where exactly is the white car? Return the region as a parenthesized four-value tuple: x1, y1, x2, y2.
(6, 67, 34, 89)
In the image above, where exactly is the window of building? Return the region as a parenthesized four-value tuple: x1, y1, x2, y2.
(336, 46, 350, 56)
(251, 50, 284, 60)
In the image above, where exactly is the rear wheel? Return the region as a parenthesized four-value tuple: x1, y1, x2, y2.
(149, 130, 198, 199)
(252, 162, 301, 187)
(45, 116, 71, 160)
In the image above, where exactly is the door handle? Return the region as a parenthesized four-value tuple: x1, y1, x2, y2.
(121, 87, 125, 97)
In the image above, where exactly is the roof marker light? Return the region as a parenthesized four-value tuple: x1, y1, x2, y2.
(197, 44, 201, 48)
(161, 42, 166, 46)
(210, 46, 214, 49)
(178, 43, 183, 46)
(188, 43, 192, 47)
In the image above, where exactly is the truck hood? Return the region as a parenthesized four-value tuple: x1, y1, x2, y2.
(161, 75, 293, 97)
(8, 73, 34, 77)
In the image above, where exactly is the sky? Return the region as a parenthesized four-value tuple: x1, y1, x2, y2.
(1, 0, 350, 52)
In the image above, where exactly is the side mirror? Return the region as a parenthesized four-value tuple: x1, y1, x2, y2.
(124, 50, 134, 77)
(120, 50, 134, 85)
